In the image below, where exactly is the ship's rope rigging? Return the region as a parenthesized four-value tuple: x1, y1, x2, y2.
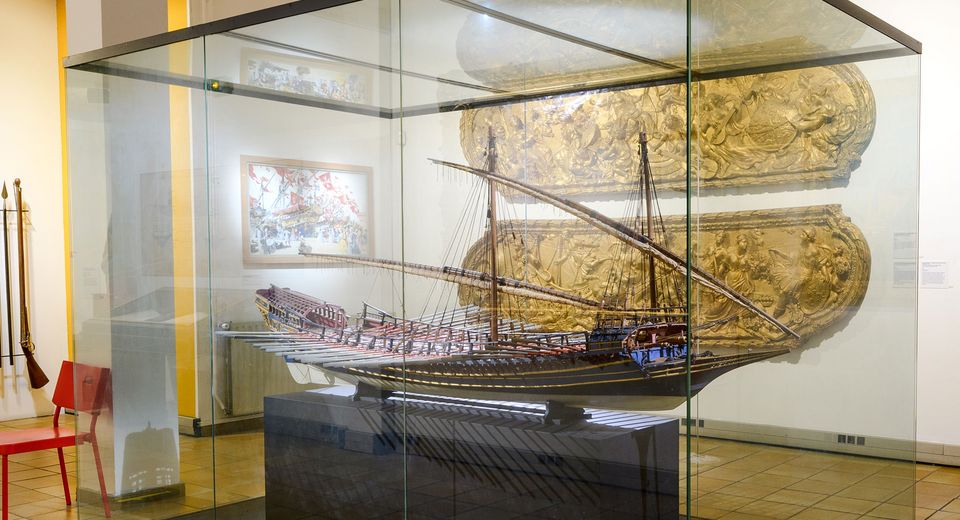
(427, 156, 798, 340)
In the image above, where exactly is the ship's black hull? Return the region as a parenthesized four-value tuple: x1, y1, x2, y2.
(256, 294, 789, 410)
(307, 348, 787, 410)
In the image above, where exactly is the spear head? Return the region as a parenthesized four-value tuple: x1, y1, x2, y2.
(1, 182, 6, 199)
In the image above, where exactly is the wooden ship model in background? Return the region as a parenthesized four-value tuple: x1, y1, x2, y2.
(228, 131, 798, 412)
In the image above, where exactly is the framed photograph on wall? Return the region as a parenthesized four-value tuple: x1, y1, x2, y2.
(240, 49, 372, 105)
(241, 156, 373, 266)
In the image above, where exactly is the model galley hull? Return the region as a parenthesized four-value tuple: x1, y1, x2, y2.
(248, 287, 789, 411)
(324, 349, 787, 410)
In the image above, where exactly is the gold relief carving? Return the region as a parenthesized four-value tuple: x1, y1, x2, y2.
(456, 1, 866, 90)
(460, 65, 875, 194)
(458, 205, 869, 349)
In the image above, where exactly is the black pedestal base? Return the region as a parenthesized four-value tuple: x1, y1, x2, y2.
(265, 389, 679, 519)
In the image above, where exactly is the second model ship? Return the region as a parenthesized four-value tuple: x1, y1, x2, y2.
(231, 132, 798, 411)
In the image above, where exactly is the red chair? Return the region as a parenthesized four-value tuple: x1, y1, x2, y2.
(0, 361, 111, 519)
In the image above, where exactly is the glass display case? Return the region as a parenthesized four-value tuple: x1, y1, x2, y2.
(64, 0, 920, 518)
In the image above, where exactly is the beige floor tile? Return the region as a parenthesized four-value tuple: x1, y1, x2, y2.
(766, 464, 822, 479)
(789, 507, 860, 519)
(943, 498, 960, 513)
(714, 481, 779, 500)
(734, 499, 805, 519)
(916, 481, 960, 499)
(688, 505, 733, 519)
(788, 478, 851, 495)
(763, 488, 827, 507)
(40, 463, 76, 476)
(34, 484, 74, 498)
(4, 467, 58, 481)
(218, 479, 265, 498)
(722, 457, 784, 474)
(23, 510, 78, 520)
(694, 492, 756, 511)
(7, 497, 72, 518)
(864, 502, 933, 520)
(702, 466, 759, 482)
(716, 512, 773, 520)
(836, 484, 901, 502)
(915, 493, 954, 510)
(789, 454, 843, 470)
(815, 495, 880, 514)
(924, 472, 960, 486)
(929, 512, 960, 520)
(15, 473, 74, 490)
(859, 475, 917, 492)
(741, 472, 802, 489)
(5, 484, 59, 506)
(180, 468, 216, 488)
(691, 476, 735, 494)
(877, 464, 926, 480)
(888, 489, 916, 507)
(810, 469, 869, 485)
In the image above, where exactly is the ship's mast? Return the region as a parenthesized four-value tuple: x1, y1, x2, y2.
(640, 132, 658, 310)
(486, 128, 500, 345)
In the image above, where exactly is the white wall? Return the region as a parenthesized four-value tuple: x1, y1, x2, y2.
(0, 0, 69, 420)
(855, 0, 960, 447)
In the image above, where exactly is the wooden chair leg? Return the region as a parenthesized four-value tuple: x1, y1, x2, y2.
(3, 454, 8, 520)
(57, 447, 71, 506)
(90, 437, 111, 518)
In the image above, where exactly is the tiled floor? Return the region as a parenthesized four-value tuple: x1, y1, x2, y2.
(2, 415, 959, 519)
(683, 437, 960, 520)
(0, 416, 263, 519)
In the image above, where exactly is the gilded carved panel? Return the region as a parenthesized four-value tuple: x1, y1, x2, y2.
(456, 1, 867, 91)
(460, 65, 875, 194)
(458, 205, 869, 349)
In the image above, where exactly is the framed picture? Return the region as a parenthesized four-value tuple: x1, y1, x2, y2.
(240, 49, 372, 105)
(241, 156, 373, 266)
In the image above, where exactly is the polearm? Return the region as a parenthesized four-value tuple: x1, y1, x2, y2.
(13, 179, 48, 388)
(1, 183, 10, 366)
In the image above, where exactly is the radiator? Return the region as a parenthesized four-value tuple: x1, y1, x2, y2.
(215, 321, 320, 418)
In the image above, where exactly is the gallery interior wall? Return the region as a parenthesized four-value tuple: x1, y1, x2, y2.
(856, 0, 960, 449)
(50, 0, 960, 452)
(0, 0, 69, 419)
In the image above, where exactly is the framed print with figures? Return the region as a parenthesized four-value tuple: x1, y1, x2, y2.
(241, 156, 372, 266)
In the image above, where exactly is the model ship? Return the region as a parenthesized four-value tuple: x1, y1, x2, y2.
(231, 132, 798, 411)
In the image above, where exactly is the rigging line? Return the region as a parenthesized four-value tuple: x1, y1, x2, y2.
(651, 165, 684, 307)
(435, 173, 482, 310)
(458, 177, 488, 313)
(445, 177, 486, 321)
(430, 172, 484, 322)
(608, 153, 644, 310)
(450, 174, 486, 314)
(503, 191, 528, 324)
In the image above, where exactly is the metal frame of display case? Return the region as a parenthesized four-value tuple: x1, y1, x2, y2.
(63, 0, 922, 121)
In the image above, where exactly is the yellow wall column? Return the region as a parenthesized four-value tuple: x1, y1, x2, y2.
(168, 0, 197, 418)
(56, 0, 71, 360)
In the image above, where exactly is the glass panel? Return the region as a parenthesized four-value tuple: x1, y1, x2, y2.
(396, 0, 688, 517)
(66, 37, 214, 519)
(64, 2, 920, 519)
(692, 0, 912, 76)
(202, 2, 404, 517)
(689, 2, 920, 519)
